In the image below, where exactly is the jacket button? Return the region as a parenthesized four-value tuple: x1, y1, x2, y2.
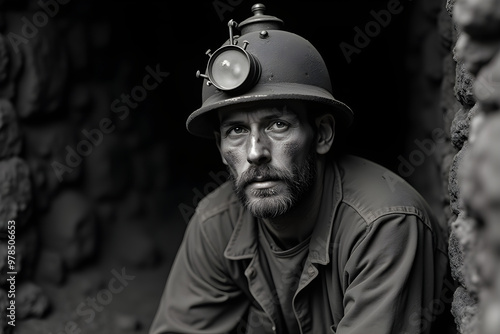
(247, 267, 256, 278)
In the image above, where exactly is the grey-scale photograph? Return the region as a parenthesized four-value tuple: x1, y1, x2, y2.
(0, 0, 499, 334)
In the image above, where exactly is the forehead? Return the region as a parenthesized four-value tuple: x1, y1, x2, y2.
(218, 101, 307, 124)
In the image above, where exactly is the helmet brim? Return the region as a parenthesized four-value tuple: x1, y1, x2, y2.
(186, 83, 354, 139)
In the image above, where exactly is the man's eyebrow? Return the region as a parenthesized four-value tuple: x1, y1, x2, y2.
(219, 111, 297, 128)
(262, 112, 297, 120)
(220, 119, 244, 128)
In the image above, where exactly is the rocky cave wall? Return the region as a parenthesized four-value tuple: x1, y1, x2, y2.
(446, 0, 500, 333)
(0, 1, 169, 332)
(408, 0, 500, 333)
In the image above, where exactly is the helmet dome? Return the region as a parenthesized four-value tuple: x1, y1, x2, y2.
(187, 3, 353, 138)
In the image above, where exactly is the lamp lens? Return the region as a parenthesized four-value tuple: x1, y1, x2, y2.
(211, 49, 250, 90)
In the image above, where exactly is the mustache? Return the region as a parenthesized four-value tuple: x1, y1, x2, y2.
(236, 165, 293, 188)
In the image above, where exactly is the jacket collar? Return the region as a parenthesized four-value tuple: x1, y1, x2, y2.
(224, 161, 343, 265)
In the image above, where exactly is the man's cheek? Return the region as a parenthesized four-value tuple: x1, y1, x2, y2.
(223, 151, 241, 181)
(224, 150, 241, 167)
(283, 142, 301, 156)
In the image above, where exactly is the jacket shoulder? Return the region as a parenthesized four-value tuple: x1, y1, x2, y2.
(194, 181, 239, 221)
(337, 155, 435, 226)
(189, 181, 242, 253)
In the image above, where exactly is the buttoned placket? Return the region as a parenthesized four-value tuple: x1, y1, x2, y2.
(245, 249, 323, 334)
(245, 254, 279, 334)
(290, 162, 341, 334)
(291, 258, 319, 333)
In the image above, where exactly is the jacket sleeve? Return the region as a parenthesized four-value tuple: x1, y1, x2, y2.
(149, 212, 248, 334)
(336, 213, 443, 334)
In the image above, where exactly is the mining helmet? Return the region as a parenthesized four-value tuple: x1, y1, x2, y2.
(186, 3, 354, 138)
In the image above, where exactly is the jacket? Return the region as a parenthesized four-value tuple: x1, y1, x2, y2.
(150, 155, 449, 334)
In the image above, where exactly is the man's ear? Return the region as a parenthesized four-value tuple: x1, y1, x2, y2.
(314, 113, 335, 155)
(214, 131, 228, 165)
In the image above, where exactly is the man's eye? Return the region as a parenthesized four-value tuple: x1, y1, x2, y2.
(228, 127, 248, 136)
(269, 121, 289, 131)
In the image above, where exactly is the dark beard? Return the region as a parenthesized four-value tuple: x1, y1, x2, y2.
(229, 152, 317, 219)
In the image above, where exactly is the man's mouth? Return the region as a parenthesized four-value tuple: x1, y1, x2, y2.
(246, 176, 281, 189)
(248, 180, 280, 189)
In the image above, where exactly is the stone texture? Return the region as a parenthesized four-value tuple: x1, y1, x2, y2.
(449, 143, 469, 215)
(450, 104, 480, 149)
(481, 299, 500, 334)
(454, 61, 476, 107)
(448, 0, 500, 330)
(441, 54, 461, 138)
(4, 12, 67, 119)
(0, 98, 21, 159)
(454, 33, 500, 75)
(460, 114, 500, 213)
(467, 108, 486, 143)
(447, 0, 457, 15)
(16, 225, 38, 280)
(16, 282, 50, 320)
(441, 145, 456, 222)
(449, 228, 466, 287)
(451, 286, 478, 334)
(23, 121, 80, 211)
(39, 190, 97, 269)
(453, 0, 500, 39)
(0, 3, 172, 331)
(450, 106, 471, 149)
(0, 34, 10, 86)
(0, 32, 19, 102)
(473, 51, 500, 111)
(0, 157, 32, 233)
(450, 212, 485, 292)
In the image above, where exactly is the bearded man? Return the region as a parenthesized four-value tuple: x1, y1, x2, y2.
(150, 4, 450, 334)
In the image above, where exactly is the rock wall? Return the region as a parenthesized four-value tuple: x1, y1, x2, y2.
(440, 0, 500, 333)
(403, 0, 500, 333)
(0, 2, 169, 332)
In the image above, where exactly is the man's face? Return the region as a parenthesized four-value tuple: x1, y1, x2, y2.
(217, 103, 317, 219)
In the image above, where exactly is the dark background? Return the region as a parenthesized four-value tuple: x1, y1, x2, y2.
(72, 0, 414, 194)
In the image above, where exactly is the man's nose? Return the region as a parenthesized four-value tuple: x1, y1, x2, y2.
(247, 133, 271, 165)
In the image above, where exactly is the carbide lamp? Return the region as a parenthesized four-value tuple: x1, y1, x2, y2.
(197, 20, 261, 94)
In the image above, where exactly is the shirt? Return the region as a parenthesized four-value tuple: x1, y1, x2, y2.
(257, 219, 311, 334)
(150, 155, 449, 334)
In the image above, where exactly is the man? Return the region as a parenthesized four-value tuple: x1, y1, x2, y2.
(150, 4, 449, 334)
